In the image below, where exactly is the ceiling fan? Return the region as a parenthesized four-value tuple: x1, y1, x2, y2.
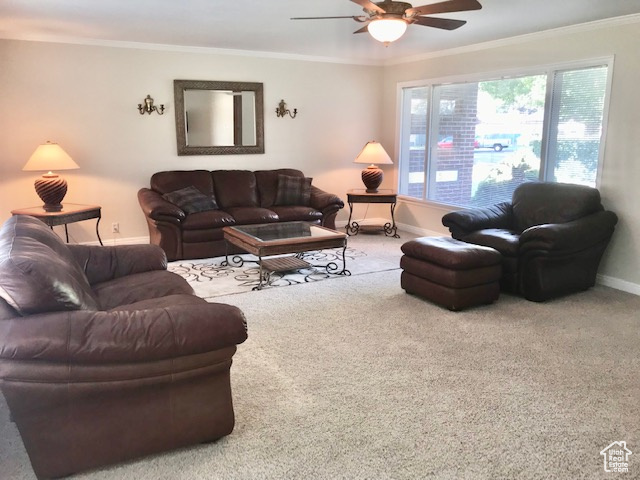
(291, 0, 482, 45)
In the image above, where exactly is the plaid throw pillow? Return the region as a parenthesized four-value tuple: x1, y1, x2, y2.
(162, 186, 218, 214)
(274, 175, 312, 206)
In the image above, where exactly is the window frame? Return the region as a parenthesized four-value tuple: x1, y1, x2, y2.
(395, 56, 615, 208)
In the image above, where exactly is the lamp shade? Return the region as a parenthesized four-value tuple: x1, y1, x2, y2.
(23, 141, 79, 212)
(23, 141, 79, 172)
(354, 141, 393, 165)
(354, 141, 393, 193)
(367, 18, 408, 44)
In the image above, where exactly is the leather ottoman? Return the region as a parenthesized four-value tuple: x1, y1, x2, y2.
(400, 236, 502, 311)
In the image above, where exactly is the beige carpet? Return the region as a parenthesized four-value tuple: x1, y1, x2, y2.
(1, 232, 639, 479)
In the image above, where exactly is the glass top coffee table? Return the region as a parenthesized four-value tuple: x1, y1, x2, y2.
(222, 222, 350, 290)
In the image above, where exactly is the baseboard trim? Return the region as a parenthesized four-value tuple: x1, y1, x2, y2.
(597, 274, 640, 296)
(82, 236, 149, 246)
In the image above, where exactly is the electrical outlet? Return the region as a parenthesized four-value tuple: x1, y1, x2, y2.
(111, 222, 120, 234)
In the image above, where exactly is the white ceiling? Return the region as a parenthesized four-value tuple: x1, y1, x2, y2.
(2, 0, 640, 64)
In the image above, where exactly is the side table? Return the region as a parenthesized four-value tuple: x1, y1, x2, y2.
(345, 189, 399, 238)
(11, 203, 104, 246)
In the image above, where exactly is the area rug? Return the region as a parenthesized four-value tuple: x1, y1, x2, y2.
(168, 240, 402, 299)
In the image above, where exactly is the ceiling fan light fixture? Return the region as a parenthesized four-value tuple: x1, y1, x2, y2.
(367, 18, 407, 44)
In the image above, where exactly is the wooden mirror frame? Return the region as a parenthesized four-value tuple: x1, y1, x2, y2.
(174, 79, 264, 155)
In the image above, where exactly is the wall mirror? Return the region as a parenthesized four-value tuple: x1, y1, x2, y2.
(174, 80, 264, 155)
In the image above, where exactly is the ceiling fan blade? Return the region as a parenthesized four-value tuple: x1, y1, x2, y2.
(291, 16, 366, 21)
(350, 0, 386, 14)
(406, 0, 482, 17)
(411, 16, 467, 30)
(353, 25, 370, 34)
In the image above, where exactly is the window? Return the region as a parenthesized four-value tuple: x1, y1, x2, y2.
(398, 62, 611, 207)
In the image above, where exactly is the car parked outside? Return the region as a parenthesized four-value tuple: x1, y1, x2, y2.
(475, 134, 512, 151)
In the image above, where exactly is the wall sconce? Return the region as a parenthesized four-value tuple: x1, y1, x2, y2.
(276, 99, 297, 119)
(138, 95, 165, 115)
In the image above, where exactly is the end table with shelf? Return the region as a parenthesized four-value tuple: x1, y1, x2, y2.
(11, 203, 103, 246)
(345, 189, 399, 238)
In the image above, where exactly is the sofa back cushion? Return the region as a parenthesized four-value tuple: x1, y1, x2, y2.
(151, 170, 215, 195)
(255, 169, 305, 207)
(512, 182, 604, 232)
(0, 216, 98, 316)
(211, 170, 259, 208)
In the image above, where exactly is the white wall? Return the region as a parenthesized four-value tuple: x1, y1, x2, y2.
(381, 19, 640, 292)
(0, 39, 382, 243)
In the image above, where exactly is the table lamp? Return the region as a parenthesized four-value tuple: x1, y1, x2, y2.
(22, 141, 79, 212)
(354, 141, 393, 193)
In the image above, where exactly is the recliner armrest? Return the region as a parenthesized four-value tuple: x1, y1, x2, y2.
(0, 297, 248, 364)
(138, 188, 186, 225)
(68, 244, 168, 285)
(442, 202, 514, 239)
(519, 210, 618, 253)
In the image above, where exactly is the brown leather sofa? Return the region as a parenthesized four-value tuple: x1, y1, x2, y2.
(138, 168, 344, 261)
(0, 215, 248, 479)
(442, 182, 618, 301)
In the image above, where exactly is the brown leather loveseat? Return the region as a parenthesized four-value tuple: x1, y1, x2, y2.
(138, 168, 344, 261)
(442, 182, 618, 301)
(0, 215, 248, 479)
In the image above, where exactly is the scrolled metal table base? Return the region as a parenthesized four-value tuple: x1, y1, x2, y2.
(223, 247, 350, 291)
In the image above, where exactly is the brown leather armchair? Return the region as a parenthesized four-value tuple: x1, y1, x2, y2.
(0, 215, 248, 479)
(442, 182, 618, 301)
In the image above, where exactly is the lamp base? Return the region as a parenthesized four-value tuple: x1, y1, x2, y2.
(34, 174, 67, 212)
(42, 203, 64, 212)
(361, 165, 383, 193)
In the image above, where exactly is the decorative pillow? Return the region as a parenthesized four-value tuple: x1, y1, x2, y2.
(274, 175, 312, 206)
(163, 186, 218, 214)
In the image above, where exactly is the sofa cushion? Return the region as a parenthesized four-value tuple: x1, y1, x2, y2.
(93, 270, 194, 310)
(0, 216, 98, 315)
(163, 186, 218, 214)
(225, 207, 279, 225)
(269, 206, 323, 223)
(255, 169, 305, 207)
(274, 174, 312, 206)
(181, 209, 236, 230)
(212, 170, 259, 208)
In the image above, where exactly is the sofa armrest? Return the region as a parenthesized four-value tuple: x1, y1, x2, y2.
(68, 244, 168, 285)
(442, 202, 514, 239)
(519, 210, 618, 253)
(0, 299, 248, 364)
(138, 188, 186, 226)
(309, 185, 344, 212)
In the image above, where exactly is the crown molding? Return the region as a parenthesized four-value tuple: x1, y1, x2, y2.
(0, 33, 381, 67)
(385, 13, 640, 66)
